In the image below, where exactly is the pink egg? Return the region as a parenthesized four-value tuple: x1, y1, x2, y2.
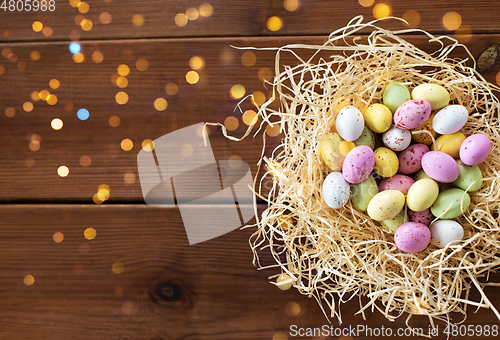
(342, 145, 375, 184)
(394, 99, 432, 129)
(459, 134, 491, 165)
(394, 222, 431, 253)
(421, 151, 459, 183)
(408, 208, 433, 226)
(379, 174, 415, 195)
(398, 144, 429, 174)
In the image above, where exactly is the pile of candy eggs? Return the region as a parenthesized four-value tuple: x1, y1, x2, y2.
(320, 82, 491, 253)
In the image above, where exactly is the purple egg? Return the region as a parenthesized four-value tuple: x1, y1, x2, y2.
(398, 144, 429, 174)
(421, 151, 459, 183)
(394, 222, 431, 253)
(394, 99, 432, 129)
(459, 134, 491, 165)
(342, 145, 375, 184)
(408, 208, 433, 226)
(379, 174, 415, 195)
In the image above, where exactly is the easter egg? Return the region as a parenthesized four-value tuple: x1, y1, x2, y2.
(373, 147, 399, 178)
(411, 114, 436, 146)
(453, 160, 483, 192)
(411, 84, 450, 110)
(394, 222, 431, 253)
(394, 99, 432, 129)
(342, 146, 375, 184)
(319, 133, 344, 171)
(351, 175, 378, 211)
(432, 105, 468, 134)
(413, 169, 431, 181)
(398, 143, 429, 174)
(381, 211, 405, 233)
(339, 141, 356, 156)
(367, 190, 405, 221)
(408, 208, 433, 226)
(429, 220, 464, 248)
(379, 174, 415, 195)
(364, 103, 392, 133)
(382, 125, 412, 151)
(421, 151, 459, 183)
(383, 82, 411, 113)
(431, 132, 466, 158)
(406, 178, 439, 212)
(431, 188, 470, 219)
(336, 106, 365, 141)
(354, 126, 376, 150)
(322, 172, 350, 209)
(459, 134, 491, 165)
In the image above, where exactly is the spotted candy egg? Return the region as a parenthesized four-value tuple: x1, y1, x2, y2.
(459, 134, 491, 166)
(379, 174, 415, 195)
(342, 145, 375, 184)
(394, 222, 431, 253)
(322, 172, 350, 209)
(394, 99, 432, 129)
(398, 143, 429, 174)
(382, 125, 412, 152)
(408, 208, 433, 226)
(421, 151, 459, 183)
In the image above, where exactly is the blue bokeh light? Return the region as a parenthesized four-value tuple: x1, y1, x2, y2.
(77, 108, 89, 121)
(69, 42, 81, 54)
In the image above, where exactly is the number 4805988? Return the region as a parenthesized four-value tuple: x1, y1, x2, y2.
(1, 0, 56, 11)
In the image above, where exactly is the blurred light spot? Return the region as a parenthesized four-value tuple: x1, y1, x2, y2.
(23, 102, 34, 112)
(3, 29, 13, 39)
(32, 21, 43, 32)
(442, 11, 462, 30)
(220, 49, 234, 64)
(403, 10, 421, 28)
(122, 49, 133, 62)
(24, 275, 35, 286)
(276, 273, 293, 290)
(121, 138, 133, 151)
(98, 184, 110, 200)
(84, 227, 96, 240)
(241, 51, 256, 67)
(26, 157, 35, 167)
(266, 123, 281, 137)
(272, 332, 288, 340)
(74, 14, 85, 26)
(186, 7, 199, 20)
(154, 98, 168, 111)
(285, 301, 301, 316)
(358, 0, 374, 7)
(266, 16, 283, 32)
(142, 139, 155, 151)
(165, 82, 178, 95)
(228, 155, 242, 169)
(80, 155, 92, 167)
(175, 13, 188, 27)
(199, 3, 213, 17)
(73, 52, 84, 63)
(5, 107, 15, 118)
(64, 101, 74, 112)
(108, 115, 121, 127)
(110, 73, 119, 85)
(252, 91, 266, 106)
(117, 64, 130, 76)
(115, 92, 129, 105)
(73, 264, 84, 274)
(124, 172, 136, 184)
(30, 50, 41, 61)
(30, 91, 40, 102)
(30, 133, 41, 142)
(224, 116, 239, 131)
(53, 232, 64, 243)
(78, 1, 89, 13)
(186, 71, 199, 84)
(47, 95, 58, 106)
(455, 25, 473, 43)
(79, 242, 90, 254)
(77, 108, 90, 120)
(8, 53, 18, 63)
(39, 90, 50, 101)
(81, 19, 93, 31)
(29, 141, 40, 151)
(100, 12, 112, 24)
(132, 14, 144, 26)
(42, 26, 53, 37)
(69, 0, 81, 7)
(2, 48, 12, 58)
(51, 118, 63, 130)
(116, 76, 128, 88)
(373, 3, 391, 19)
(230, 84, 245, 99)
(69, 30, 80, 41)
(17, 61, 27, 71)
(136, 58, 149, 71)
(57, 165, 69, 177)
(189, 56, 204, 70)
(69, 42, 81, 54)
(180, 143, 193, 157)
(112, 262, 124, 274)
(121, 302, 137, 316)
(93, 193, 104, 204)
(243, 109, 258, 125)
(258, 67, 273, 82)
(92, 51, 104, 63)
(284, 0, 300, 11)
(0, 65, 4, 75)
(49, 79, 60, 89)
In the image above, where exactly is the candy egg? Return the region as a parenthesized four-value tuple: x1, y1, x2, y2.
(394, 99, 431, 129)
(431, 188, 470, 219)
(381, 211, 405, 233)
(364, 103, 392, 133)
(421, 151, 459, 183)
(429, 220, 464, 248)
(319, 133, 344, 171)
(398, 143, 429, 174)
(322, 172, 350, 209)
(335, 106, 365, 141)
(432, 105, 468, 134)
(373, 147, 399, 178)
(342, 146, 375, 184)
(354, 126, 376, 150)
(413, 169, 430, 181)
(408, 208, 433, 226)
(459, 133, 491, 165)
(382, 125, 411, 151)
(339, 141, 356, 156)
(406, 178, 439, 212)
(411, 114, 436, 146)
(379, 174, 415, 195)
(394, 222, 431, 253)
(411, 84, 450, 110)
(383, 82, 411, 113)
(367, 190, 405, 221)
(453, 160, 483, 192)
(351, 175, 378, 211)
(431, 132, 466, 159)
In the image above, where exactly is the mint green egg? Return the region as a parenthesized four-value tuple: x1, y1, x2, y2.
(454, 160, 483, 192)
(381, 211, 405, 233)
(383, 82, 411, 113)
(413, 169, 430, 181)
(351, 176, 378, 211)
(354, 126, 376, 150)
(431, 188, 470, 219)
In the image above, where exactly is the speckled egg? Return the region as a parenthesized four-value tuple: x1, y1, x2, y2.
(354, 126, 376, 150)
(411, 84, 450, 111)
(379, 174, 415, 195)
(406, 178, 439, 212)
(459, 134, 491, 165)
(421, 151, 460, 183)
(408, 208, 433, 226)
(383, 82, 412, 113)
(413, 169, 431, 181)
(432, 105, 468, 134)
(394, 222, 431, 253)
(373, 147, 399, 178)
(411, 114, 436, 146)
(322, 172, 350, 209)
(398, 143, 429, 174)
(394, 99, 432, 129)
(453, 160, 483, 192)
(382, 125, 412, 151)
(429, 220, 464, 248)
(381, 211, 405, 233)
(367, 190, 405, 221)
(431, 188, 470, 219)
(364, 103, 393, 133)
(431, 132, 465, 159)
(351, 175, 378, 212)
(342, 146, 375, 184)
(319, 133, 344, 171)
(335, 106, 365, 141)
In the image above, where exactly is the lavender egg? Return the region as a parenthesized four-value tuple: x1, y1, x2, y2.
(379, 174, 415, 195)
(459, 134, 491, 165)
(394, 222, 431, 253)
(408, 208, 433, 226)
(342, 145, 375, 184)
(394, 99, 432, 129)
(398, 143, 429, 174)
(421, 151, 459, 183)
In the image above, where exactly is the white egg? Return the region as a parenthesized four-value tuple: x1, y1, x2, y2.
(322, 172, 350, 209)
(382, 125, 411, 151)
(429, 220, 464, 248)
(335, 106, 364, 141)
(432, 105, 468, 134)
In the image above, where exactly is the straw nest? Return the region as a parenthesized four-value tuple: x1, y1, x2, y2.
(216, 16, 500, 334)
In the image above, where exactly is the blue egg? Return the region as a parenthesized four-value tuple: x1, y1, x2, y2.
(77, 108, 89, 120)
(69, 42, 81, 54)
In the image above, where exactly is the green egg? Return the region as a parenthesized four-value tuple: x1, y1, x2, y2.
(413, 169, 430, 181)
(383, 82, 411, 113)
(411, 84, 450, 111)
(351, 176, 378, 212)
(381, 211, 405, 233)
(354, 126, 376, 150)
(454, 160, 483, 192)
(431, 188, 470, 219)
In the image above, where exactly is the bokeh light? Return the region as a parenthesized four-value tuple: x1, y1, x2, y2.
(69, 42, 81, 54)
(180, 143, 194, 157)
(100, 12, 112, 24)
(117, 64, 130, 76)
(165, 82, 179, 95)
(276, 273, 293, 290)
(73, 52, 84, 63)
(112, 262, 124, 274)
(199, 3, 213, 17)
(228, 154, 242, 169)
(242, 110, 258, 125)
(23, 102, 34, 112)
(75, 15, 85, 26)
(2, 48, 12, 58)
(258, 67, 273, 82)
(272, 332, 287, 340)
(136, 58, 149, 71)
(186, 71, 199, 84)
(115, 92, 129, 105)
(84, 227, 96, 240)
(373, 3, 391, 19)
(230, 84, 246, 99)
(29, 141, 40, 151)
(154, 98, 168, 111)
(267, 16, 283, 32)
(121, 138, 133, 151)
(77, 108, 90, 120)
(284, 0, 300, 11)
(0, 65, 5, 75)
(285, 301, 301, 316)
(81, 19, 93, 31)
(51, 118, 63, 130)
(142, 139, 155, 151)
(108, 115, 121, 127)
(47, 95, 58, 106)
(30, 50, 41, 61)
(30, 91, 40, 102)
(116, 76, 128, 88)
(23, 275, 35, 286)
(124, 172, 136, 184)
(53, 232, 64, 243)
(39, 90, 50, 101)
(175, 13, 188, 27)
(442, 11, 462, 30)
(5, 107, 15, 118)
(32, 21, 43, 32)
(92, 51, 104, 63)
(358, 0, 375, 7)
(403, 10, 421, 28)
(80, 155, 92, 167)
(224, 116, 239, 131)
(42, 26, 53, 37)
(132, 14, 144, 26)
(189, 56, 204, 70)
(241, 51, 256, 66)
(57, 165, 69, 177)
(49, 79, 60, 89)
(266, 123, 281, 137)
(26, 157, 35, 167)
(69, 0, 81, 7)
(17, 61, 27, 71)
(93, 193, 104, 204)
(186, 7, 199, 21)
(252, 91, 266, 106)
(78, 1, 89, 13)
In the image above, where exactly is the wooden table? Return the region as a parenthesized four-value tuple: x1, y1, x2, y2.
(1, 1, 500, 339)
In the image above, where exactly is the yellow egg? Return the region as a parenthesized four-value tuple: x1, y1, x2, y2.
(373, 147, 399, 177)
(367, 190, 405, 221)
(364, 103, 392, 133)
(431, 132, 465, 158)
(411, 114, 436, 146)
(339, 141, 355, 156)
(406, 178, 439, 212)
(319, 133, 343, 171)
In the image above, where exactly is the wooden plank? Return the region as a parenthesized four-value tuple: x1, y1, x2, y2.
(0, 205, 499, 339)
